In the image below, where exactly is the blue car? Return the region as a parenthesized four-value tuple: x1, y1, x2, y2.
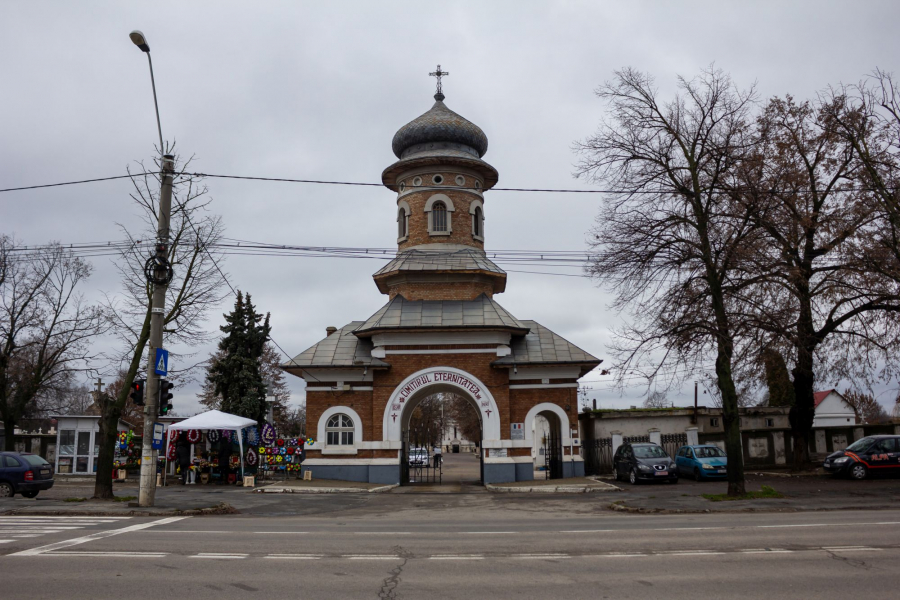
(674, 445, 728, 480)
(0, 452, 55, 498)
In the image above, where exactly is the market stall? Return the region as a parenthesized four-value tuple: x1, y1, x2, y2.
(163, 410, 257, 484)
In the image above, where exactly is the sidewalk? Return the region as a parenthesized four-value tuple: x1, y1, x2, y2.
(604, 472, 900, 513)
(487, 476, 619, 493)
(254, 478, 397, 493)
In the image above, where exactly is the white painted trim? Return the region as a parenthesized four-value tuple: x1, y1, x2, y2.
(509, 366, 582, 380)
(322, 447, 357, 455)
(424, 193, 456, 212)
(382, 366, 501, 443)
(468, 198, 484, 214)
(372, 331, 511, 346)
(509, 383, 578, 389)
(317, 406, 364, 455)
(302, 458, 400, 466)
(384, 348, 500, 355)
(299, 368, 372, 382)
(524, 402, 573, 445)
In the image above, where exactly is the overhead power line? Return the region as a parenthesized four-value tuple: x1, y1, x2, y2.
(2, 170, 898, 195)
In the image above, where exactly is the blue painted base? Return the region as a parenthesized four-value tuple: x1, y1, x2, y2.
(301, 464, 401, 485)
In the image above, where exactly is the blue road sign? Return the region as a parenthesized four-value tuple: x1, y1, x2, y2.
(154, 348, 169, 376)
(151, 423, 164, 450)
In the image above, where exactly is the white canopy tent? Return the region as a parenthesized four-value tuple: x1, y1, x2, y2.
(164, 410, 257, 483)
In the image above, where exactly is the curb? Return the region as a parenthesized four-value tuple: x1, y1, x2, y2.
(254, 484, 399, 494)
(0, 501, 238, 518)
(486, 483, 620, 494)
(606, 501, 900, 515)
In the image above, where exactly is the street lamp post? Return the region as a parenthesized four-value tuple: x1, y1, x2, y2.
(130, 30, 176, 507)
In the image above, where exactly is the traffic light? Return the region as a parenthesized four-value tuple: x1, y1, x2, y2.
(158, 379, 174, 415)
(130, 379, 145, 406)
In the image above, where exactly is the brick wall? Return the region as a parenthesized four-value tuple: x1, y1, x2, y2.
(397, 172, 484, 250)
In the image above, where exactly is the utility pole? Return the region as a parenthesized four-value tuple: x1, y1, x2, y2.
(138, 155, 175, 507)
(692, 380, 698, 424)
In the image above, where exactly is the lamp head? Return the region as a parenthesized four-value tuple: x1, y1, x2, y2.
(129, 30, 150, 52)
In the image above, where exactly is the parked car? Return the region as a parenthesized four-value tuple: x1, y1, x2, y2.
(823, 435, 900, 480)
(408, 448, 430, 467)
(612, 442, 678, 484)
(0, 451, 55, 498)
(674, 445, 728, 480)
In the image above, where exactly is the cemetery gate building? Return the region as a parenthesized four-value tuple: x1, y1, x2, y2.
(282, 77, 601, 485)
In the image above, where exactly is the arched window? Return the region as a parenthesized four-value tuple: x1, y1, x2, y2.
(431, 201, 448, 232)
(473, 206, 483, 238)
(398, 207, 408, 238)
(326, 414, 355, 445)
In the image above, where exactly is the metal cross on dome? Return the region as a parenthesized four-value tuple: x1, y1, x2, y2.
(429, 64, 449, 97)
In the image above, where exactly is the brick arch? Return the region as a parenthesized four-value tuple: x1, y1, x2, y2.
(382, 366, 500, 442)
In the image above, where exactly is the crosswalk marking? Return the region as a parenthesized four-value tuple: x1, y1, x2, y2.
(0, 516, 133, 545)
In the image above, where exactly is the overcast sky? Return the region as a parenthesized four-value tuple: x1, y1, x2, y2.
(2, 1, 899, 415)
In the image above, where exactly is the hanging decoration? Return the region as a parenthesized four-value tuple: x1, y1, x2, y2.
(276, 438, 285, 447)
(207, 429, 221, 444)
(166, 443, 176, 460)
(246, 426, 259, 445)
(186, 429, 202, 444)
(169, 429, 179, 442)
(261, 423, 276, 445)
(246, 448, 258, 466)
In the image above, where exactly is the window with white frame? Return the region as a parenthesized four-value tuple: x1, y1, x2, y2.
(431, 201, 448, 232)
(398, 207, 408, 238)
(326, 413, 355, 445)
(473, 206, 483, 238)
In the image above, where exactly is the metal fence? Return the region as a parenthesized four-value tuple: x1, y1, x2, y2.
(582, 438, 613, 475)
(623, 435, 650, 444)
(661, 433, 687, 458)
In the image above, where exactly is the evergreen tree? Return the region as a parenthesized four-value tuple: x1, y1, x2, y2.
(206, 291, 271, 423)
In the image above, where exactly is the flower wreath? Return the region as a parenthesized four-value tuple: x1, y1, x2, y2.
(166, 443, 176, 460)
(186, 429, 202, 444)
(261, 423, 276, 445)
(169, 429, 179, 442)
(246, 449, 258, 466)
(207, 429, 221, 444)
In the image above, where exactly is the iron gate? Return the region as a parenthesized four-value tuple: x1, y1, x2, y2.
(623, 435, 650, 444)
(543, 429, 563, 480)
(582, 438, 613, 475)
(661, 433, 687, 458)
(401, 430, 442, 485)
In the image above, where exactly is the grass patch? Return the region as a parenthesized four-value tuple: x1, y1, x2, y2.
(64, 497, 87, 503)
(702, 485, 783, 502)
(113, 495, 137, 502)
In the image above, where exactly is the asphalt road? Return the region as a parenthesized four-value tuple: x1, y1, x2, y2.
(2, 506, 899, 599)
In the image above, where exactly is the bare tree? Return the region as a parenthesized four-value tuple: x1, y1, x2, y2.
(444, 393, 481, 444)
(93, 153, 228, 499)
(576, 67, 759, 495)
(842, 389, 890, 424)
(1, 237, 104, 449)
(643, 390, 669, 408)
(735, 95, 900, 466)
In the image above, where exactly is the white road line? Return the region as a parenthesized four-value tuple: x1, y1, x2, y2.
(0, 527, 83, 531)
(659, 551, 726, 556)
(0, 540, 13, 544)
(0, 516, 131, 520)
(459, 531, 516, 535)
(593, 553, 648, 558)
(511, 554, 571, 559)
(822, 547, 882, 552)
(654, 527, 728, 531)
(43, 551, 169, 557)
(559, 529, 617, 533)
(265, 554, 323, 560)
(191, 553, 248, 559)
(739, 549, 793, 554)
(344, 555, 400, 560)
(430, 555, 485, 560)
(7, 516, 188, 557)
(252, 531, 311, 534)
(353, 532, 411, 535)
(142, 530, 234, 534)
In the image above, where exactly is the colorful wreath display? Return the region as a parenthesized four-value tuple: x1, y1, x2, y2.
(207, 429, 221, 444)
(186, 429, 202, 444)
(246, 449, 258, 466)
(166, 443, 176, 460)
(276, 438, 285, 447)
(169, 429, 179, 442)
(261, 423, 276, 445)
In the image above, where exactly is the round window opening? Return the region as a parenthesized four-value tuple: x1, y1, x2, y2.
(399, 182, 406, 192)
(455, 175, 465, 186)
(413, 176, 422, 187)
(432, 174, 444, 185)
(475, 181, 482, 190)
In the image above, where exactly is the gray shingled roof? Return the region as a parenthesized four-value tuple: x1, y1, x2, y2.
(354, 294, 529, 336)
(494, 320, 601, 366)
(374, 247, 506, 277)
(281, 322, 388, 369)
(392, 96, 488, 159)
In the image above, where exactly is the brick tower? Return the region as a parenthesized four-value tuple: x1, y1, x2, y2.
(283, 72, 601, 485)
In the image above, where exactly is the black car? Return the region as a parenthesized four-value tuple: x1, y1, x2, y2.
(0, 451, 55, 498)
(613, 442, 679, 484)
(823, 435, 900, 480)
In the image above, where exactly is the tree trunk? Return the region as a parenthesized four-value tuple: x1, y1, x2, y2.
(790, 346, 816, 469)
(3, 419, 15, 451)
(93, 310, 151, 498)
(715, 345, 746, 496)
(92, 404, 121, 499)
